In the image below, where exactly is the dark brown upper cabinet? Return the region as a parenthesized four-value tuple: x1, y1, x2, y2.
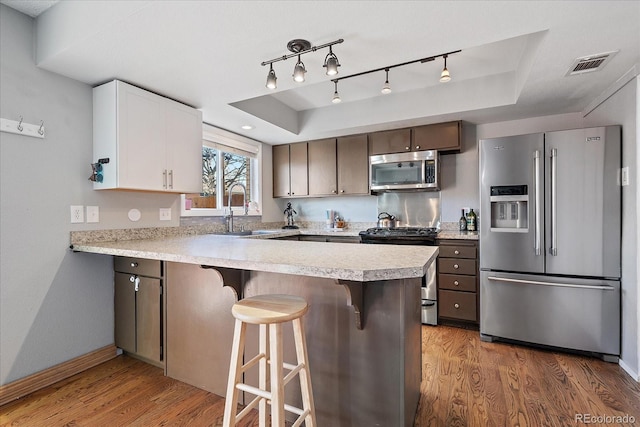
(368, 121, 461, 155)
(273, 143, 308, 198)
(308, 138, 338, 196)
(307, 134, 369, 197)
(368, 129, 412, 155)
(412, 121, 461, 153)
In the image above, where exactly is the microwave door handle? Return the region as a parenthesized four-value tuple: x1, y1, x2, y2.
(533, 150, 541, 255)
(549, 148, 558, 256)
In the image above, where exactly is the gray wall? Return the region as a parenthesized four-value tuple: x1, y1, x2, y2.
(582, 76, 638, 378)
(0, 5, 180, 385)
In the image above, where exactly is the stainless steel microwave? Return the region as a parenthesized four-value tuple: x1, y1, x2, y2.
(369, 150, 440, 192)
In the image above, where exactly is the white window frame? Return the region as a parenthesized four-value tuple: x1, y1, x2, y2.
(181, 123, 263, 217)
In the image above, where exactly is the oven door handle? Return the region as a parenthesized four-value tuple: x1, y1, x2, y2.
(422, 300, 436, 307)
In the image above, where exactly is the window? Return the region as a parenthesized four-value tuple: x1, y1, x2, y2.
(182, 124, 262, 216)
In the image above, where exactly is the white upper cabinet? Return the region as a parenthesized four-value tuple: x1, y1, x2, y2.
(93, 80, 202, 193)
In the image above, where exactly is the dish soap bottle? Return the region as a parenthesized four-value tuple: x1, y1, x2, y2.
(467, 209, 477, 232)
(459, 209, 467, 231)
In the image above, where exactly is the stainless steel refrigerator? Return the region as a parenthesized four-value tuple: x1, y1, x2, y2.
(479, 126, 621, 362)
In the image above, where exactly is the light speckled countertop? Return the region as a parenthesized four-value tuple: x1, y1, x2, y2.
(72, 233, 438, 282)
(436, 230, 479, 240)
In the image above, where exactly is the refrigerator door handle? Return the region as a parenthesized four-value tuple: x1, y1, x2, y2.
(549, 148, 558, 256)
(487, 276, 616, 291)
(533, 150, 541, 255)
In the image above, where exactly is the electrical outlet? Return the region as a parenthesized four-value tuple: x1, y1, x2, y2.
(159, 208, 172, 221)
(70, 205, 84, 223)
(86, 206, 100, 223)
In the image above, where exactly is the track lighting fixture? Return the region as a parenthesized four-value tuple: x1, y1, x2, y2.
(261, 38, 344, 87)
(329, 49, 460, 104)
(332, 81, 341, 103)
(381, 69, 392, 94)
(266, 64, 277, 89)
(293, 55, 306, 83)
(440, 54, 451, 83)
(324, 46, 340, 76)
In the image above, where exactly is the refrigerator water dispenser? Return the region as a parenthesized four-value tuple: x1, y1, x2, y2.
(490, 185, 528, 232)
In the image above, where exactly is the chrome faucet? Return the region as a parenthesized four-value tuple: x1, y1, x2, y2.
(226, 182, 248, 232)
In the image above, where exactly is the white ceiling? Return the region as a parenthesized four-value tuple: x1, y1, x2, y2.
(0, 0, 57, 17)
(6, 1, 640, 144)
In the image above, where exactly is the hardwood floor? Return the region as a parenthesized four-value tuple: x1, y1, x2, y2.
(2, 325, 639, 426)
(415, 326, 640, 427)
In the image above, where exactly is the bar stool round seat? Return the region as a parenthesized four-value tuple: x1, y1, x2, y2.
(223, 294, 316, 427)
(231, 294, 309, 325)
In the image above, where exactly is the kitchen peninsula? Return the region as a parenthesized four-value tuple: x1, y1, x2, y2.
(72, 233, 438, 427)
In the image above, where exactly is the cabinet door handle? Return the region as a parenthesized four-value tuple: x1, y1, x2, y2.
(415, 145, 421, 149)
(405, 146, 410, 150)
(130, 275, 140, 292)
(454, 280, 459, 286)
(340, 190, 345, 193)
(332, 190, 337, 194)
(454, 303, 460, 309)
(163, 170, 167, 189)
(453, 264, 459, 269)
(454, 250, 460, 255)
(130, 262, 138, 268)
(168, 170, 173, 189)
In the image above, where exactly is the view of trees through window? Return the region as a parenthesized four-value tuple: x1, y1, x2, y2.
(185, 147, 252, 209)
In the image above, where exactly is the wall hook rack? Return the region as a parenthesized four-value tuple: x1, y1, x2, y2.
(0, 116, 45, 139)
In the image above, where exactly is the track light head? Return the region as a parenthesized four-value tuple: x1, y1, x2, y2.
(266, 64, 277, 89)
(332, 81, 341, 103)
(324, 46, 340, 76)
(440, 55, 451, 83)
(381, 69, 392, 94)
(293, 55, 306, 83)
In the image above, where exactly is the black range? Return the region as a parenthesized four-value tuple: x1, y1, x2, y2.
(359, 227, 439, 245)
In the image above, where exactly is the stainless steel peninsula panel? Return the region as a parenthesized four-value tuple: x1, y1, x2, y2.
(479, 126, 621, 361)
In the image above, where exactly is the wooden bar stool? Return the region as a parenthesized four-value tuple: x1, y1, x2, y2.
(223, 294, 316, 427)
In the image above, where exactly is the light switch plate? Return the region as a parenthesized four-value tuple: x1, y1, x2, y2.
(621, 166, 629, 186)
(70, 205, 84, 223)
(159, 208, 172, 221)
(86, 206, 99, 223)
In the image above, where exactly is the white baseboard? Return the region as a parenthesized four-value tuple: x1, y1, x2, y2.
(619, 358, 640, 382)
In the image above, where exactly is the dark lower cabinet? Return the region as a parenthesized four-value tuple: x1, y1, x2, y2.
(114, 257, 163, 366)
(436, 239, 479, 325)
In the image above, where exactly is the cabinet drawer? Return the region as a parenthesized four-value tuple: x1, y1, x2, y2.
(438, 258, 476, 275)
(438, 245, 476, 259)
(115, 257, 162, 277)
(439, 290, 477, 321)
(439, 273, 476, 292)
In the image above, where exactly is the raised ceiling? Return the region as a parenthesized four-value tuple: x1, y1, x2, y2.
(9, 1, 640, 144)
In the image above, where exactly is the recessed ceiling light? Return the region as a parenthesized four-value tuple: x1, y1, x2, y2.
(241, 125, 254, 130)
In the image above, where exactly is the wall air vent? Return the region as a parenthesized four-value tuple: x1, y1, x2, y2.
(565, 50, 618, 76)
